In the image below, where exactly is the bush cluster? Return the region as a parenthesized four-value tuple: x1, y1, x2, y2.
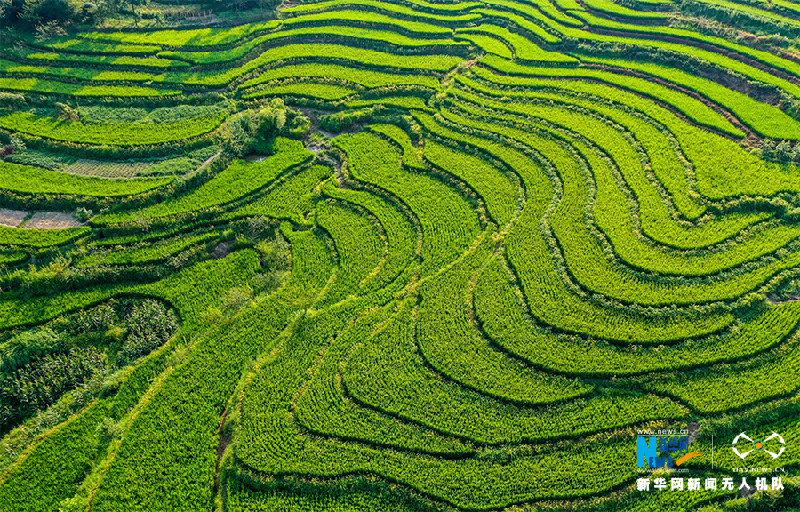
(0, 298, 179, 434)
(217, 100, 287, 157)
(761, 139, 800, 164)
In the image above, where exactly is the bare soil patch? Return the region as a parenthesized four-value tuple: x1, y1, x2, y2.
(210, 241, 233, 260)
(0, 209, 27, 228)
(25, 212, 85, 229)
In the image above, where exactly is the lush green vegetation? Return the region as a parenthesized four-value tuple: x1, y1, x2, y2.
(0, 162, 173, 196)
(2, 1, 800, 511)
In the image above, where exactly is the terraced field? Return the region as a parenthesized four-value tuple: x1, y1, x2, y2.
(1, 0, 800, 510)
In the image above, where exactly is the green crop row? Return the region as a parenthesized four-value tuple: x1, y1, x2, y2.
(482, 0, 800, 99)
(456, 24, 577, 62)
(450, 79, 791, 264)
(345, 95, 432, 110)
(78, 232, 219, 267)
(315, 199, 387, 305)
(89, 221, 208, 246)
(689, 0, 800, 27)
(2, 43, 461, 90)
(0, 401, 108, 512)
(0, 296, 189, 512)
(49, 39, 162, 54)
(0, 57, 161, 83)
(344, 300, 686, 445)
(0, 285, 127, 330)
(334, 131, 481, 275)
(401, 0, 483, 11)
(420, 109, 735, 341)
(477, 55, 743, 137)
(456, 32, 514, 58)
(580, 55, 800, 140)
(279, 224, 340, 307)
(243, 82, 357, 100)
(468, 61, 800, 202)
(446, 86, 789, 278)
(284, 0, 481, 14)
(474, 7, 563, 43)
(87, 293, 290, 511)
(160, 24, 465, 65)
(552, 132, 798, 304)
(282, 0, 481, 23)
(229, 165, 333, 226)
(234, 297, 646, 510)
(643, 331, 800, 413)
(97, 138, 311, 224)
(586, 143, 800, 277)
(773, 0, 800, 15)
(443, 95, 800, 306)
(225, 476, 731, 512)
(418, 121, 519, 227)
(294, 300, 473, 455)
(26, 52, 187, 69)
(423, 100, 790, 302)
(0, 252, 27, 265)
(0, 111, 225, 146)
(168, 44, 462, 86)
(367, 123, 426, 169)
(0, 77, 179, 97)
(321, 181, 418, 293)
(449, 83, 769, 248)
(77, 20, 281, 47)
(581, 0, 669, 19)
(476, 255, 800, 375)
(0, 162, 172, 197)
(587, 142, 800, 277)
(63, 250, 278, 511)
(281, 9, 458, 35)
(416, 224, 596, 405)
(240, 63, 440, 91)
(485, 0, 583, 28)
(0, 226, 88, 248)
(225, 477, 424, 512)
(0, 253, 261, 510)
(563, 9, 800, 98)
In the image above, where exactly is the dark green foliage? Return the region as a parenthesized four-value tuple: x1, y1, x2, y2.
(0, 299, 179, 434)
(217, 101, 287, 157)
(0, 347, 104, 430)
(117, 300, 178, 365)
(761, 139, 800, 164)
(0, 327, 65, 375)
(320, 106, 384, 132)
(19, 0, 75, 26)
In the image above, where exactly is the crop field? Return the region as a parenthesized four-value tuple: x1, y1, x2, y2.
(2, 0, 800, 510)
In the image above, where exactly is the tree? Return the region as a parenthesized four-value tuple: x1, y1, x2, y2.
(0, 0, 12, 25)
(33, 21, 66, 54)
(217, 100, 288, 157)
(21, 0, 75, 26)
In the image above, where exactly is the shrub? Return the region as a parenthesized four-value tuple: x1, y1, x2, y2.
(217, 101, 287, 157)
(75, 207, 93, 223)
(55, 102, 80, 122)
(0, 347, 105, 431)
(117, 300, 178, 366)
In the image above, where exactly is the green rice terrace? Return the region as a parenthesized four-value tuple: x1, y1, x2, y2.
(3, 0, 800, 509)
